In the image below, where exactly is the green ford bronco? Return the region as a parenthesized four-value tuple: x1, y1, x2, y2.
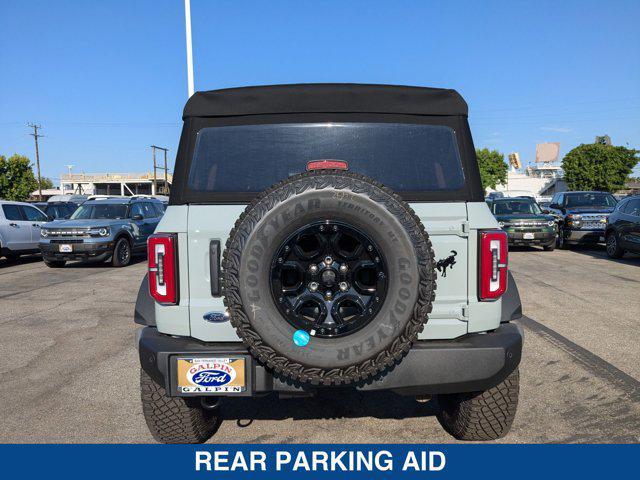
(134, 84, 523, 443)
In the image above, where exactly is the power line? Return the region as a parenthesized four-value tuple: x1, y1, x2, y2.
(27, 123, 44, 201)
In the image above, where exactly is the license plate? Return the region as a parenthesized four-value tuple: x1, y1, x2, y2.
(599, 236, 605, 242)
(176, 357, 246, 394)
(523, 233, 535, 240)
(59, 244, 73, 253)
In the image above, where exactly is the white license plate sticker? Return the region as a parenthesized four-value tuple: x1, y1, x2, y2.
(599, 236, 605, 242)
(59, 244, 73, 253)
(523, 233, 535, 240)
(177, 357, 246, 394)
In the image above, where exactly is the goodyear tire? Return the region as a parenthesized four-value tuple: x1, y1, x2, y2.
(223, 170, 436, 386)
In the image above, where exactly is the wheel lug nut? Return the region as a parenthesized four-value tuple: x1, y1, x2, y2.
(374, 256, 380, 263)
(279, 297, 284, 303)
(333, 225, 338, 231)
(309, 282, 319, 292)
(284, 245, 290, 252)
(309, 264, 318, 274)
(367, 245, 373, 252)
(339, 281, 348, 292)
(277, 257, 283, 263)
(324, 256, 333, 265)
(319, 225, 325, 232)
(339, 264, 348, 273)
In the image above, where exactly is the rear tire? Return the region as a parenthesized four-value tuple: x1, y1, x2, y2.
(140, 368, 221, 444)
(436, 368, 519, 441)
(111, 237, 132, 267)
(606, 231, 624, 259)
(44, 259, 66, 268)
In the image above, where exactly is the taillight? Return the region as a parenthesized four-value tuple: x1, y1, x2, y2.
(148, 233, 178, 305)
(479, 230, 508, 301)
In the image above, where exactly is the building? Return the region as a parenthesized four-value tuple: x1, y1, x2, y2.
(60, 172, 172, 196)
(487, 163, 566, 200)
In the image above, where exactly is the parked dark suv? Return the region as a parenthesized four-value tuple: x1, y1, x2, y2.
(546, 191, 617, 249)
(488, 197, 557, 250)
(605, 195, 640, 258)
(39, 196, 164, 267)
(33, 202, 79, 220)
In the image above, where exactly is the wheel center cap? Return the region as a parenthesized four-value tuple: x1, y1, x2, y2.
(321, 269, 336, 287)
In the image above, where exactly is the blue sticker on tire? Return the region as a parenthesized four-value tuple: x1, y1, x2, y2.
(293, 329, 310, 347)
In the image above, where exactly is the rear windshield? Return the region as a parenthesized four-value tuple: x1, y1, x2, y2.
(188, 123, 465, 193)
(71, 204, 128, 220)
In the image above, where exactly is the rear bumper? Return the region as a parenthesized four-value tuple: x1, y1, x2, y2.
(39, 240, 113, 261)
(564, 229, 605, 245)
(137, 323, 523, 397)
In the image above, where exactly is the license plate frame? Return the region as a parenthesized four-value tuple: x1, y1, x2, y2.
(59, 244, 73, 253)
(173, 356, 251, 396)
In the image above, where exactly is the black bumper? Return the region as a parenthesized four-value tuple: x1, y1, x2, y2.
(138, 323, 523, 397)
(39, 241, 113, 261)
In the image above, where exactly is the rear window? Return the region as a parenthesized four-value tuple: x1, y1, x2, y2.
(188, 123, 465, 194)
(2, 204, 23, 221)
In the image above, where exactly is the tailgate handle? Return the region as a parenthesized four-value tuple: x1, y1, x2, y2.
(209, 240, 222, 297)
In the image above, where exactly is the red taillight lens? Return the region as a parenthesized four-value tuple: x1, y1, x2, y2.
(479, 230, 508, 301)
(148, 234, 178, 305)
(307, 159, 349, 171)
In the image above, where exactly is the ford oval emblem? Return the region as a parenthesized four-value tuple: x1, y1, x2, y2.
(203, 311, 229, 323)
(191, 369, 232, 386)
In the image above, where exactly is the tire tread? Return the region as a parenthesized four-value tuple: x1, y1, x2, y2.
(140, 368, 220, 444)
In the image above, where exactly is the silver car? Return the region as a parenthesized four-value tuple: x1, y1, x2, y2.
(0, 200, 48, 261)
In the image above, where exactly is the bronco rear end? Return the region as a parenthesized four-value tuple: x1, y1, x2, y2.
(135, 84, 523, 443)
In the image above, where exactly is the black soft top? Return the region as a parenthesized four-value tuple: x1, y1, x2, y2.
(183, 83, 468, 119)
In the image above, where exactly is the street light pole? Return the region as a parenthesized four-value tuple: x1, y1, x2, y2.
(184, 0, 195, 97)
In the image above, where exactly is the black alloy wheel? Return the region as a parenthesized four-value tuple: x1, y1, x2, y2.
(112, 238, 131, 267)
(606, 231, 624, 259)
(270, 221, 388, 339)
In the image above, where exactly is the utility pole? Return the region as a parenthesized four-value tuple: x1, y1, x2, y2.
(28, 123, 44, 201)
(150, 146, 169, 195)
(184, 0, 195, 97)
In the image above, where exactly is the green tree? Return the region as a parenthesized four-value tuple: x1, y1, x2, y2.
(40, 177, 54, 190)
(562, 144, 639, 192)
(0, 154, 39, 201)
(476, 148, 508, 192)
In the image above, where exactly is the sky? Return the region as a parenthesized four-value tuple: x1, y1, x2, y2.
(1, 0, 639, 184)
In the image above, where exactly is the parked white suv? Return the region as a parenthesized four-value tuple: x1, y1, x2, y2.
(0, 200, 48, 260)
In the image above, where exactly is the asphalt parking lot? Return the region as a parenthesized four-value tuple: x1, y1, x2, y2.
(0, 247, 638, 443)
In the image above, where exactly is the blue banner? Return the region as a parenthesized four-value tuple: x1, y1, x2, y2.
(0, 444, 636, 479)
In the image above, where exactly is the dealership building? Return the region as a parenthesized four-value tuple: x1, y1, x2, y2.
(58, 172, 172, 196)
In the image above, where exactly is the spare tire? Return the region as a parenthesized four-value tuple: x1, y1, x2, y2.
(223, 170, 436, 385)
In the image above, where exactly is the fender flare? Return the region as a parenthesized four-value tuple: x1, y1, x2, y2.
(134, 274, 156, 326)
(501, 271, 522, 322)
